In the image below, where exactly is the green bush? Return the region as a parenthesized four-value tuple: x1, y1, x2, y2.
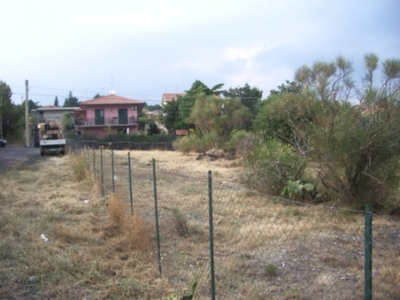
(226, 130, 256, 157)
(241, 139, 308, 195)
(173, 132, 219, 153)
(173, 135, 198, 153)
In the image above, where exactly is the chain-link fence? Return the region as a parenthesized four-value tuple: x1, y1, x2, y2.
(75, 146, 400, 299)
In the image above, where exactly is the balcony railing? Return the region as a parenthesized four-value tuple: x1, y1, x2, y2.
(74, 117, 137, 126)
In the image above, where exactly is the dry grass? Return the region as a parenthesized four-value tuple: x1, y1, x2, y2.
(1, 149, 399, 299)
(0, 154, 172, 299)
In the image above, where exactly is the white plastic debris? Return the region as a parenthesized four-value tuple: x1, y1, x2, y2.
(29, 276, 36, 282)
(84, 200, 89, 204)
(114, 175, 118, 181)
(40, 234, 49, 242)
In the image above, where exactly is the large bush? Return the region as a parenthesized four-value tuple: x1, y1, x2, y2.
(241, 139, 308, 195)
(247, 54, 400, 210)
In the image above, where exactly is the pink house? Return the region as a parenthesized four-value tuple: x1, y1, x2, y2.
(74, 93, 145, 136)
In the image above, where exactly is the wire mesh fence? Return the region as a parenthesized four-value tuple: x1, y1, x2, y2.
(76, 146, 400, 299)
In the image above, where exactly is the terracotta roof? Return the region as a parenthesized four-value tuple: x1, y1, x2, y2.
(162, 93, 186, 103)
(80, 94, 144, 106)
(33, 106, 79, 111)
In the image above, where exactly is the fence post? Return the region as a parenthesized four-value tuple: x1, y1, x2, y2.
(93, 150, 96, 176)
(85, 147, 89, 170)
(100, 147, 104, 197)
(152, 158, 162, 276)
(364, 204, 373, 300)
(128, 152, 133, 214)
(208, 170, 216, 300)
(111, 150, 115, 193)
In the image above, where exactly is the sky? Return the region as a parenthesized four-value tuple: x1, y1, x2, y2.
(1, 0, 399, 106)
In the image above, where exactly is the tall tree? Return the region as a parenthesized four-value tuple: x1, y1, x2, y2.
(161, 80, 225, 131)
(295, 56, 354, 101)
(63, 91, 79, 107)
(0, 81, 13, 138)
(54, 96, 59, 107)
(223, 83, 263, 115)
(269, 80, 302, 96)
(189, 93, 252, 139)
(249, 53, 400, 209)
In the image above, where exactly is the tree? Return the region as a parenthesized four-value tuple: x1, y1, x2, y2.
(146, 104, 162, 111)
(161, 80, 225, 132)
(0, 81, 12, 116)
(61, 112, 74, 130)
(93, 93, 103, 99)
(189, 93, 252, 139)
(269, 80, 302, 96)
(0, 81, 40, 140)
(147, 123, 160, 135)
(63, 91, 79, 107)
(223, 83, 263, 116)
(247, 53, 400, 210)
(294, 56, 354, 101)
(54, 96, 59, 107)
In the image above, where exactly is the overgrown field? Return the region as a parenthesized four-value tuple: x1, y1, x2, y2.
(0, 150, 399, 299)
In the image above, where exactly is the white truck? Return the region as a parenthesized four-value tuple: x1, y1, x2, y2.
(38, 121, 66, 156)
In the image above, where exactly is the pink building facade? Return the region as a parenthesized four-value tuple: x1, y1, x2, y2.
(74, 93, 144, 136)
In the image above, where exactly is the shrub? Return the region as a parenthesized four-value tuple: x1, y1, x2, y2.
(71, 152, 88, 182)
(171, 207, 189, 237)
(226, 130, 256, 157)
(173, 135, 198, 153)
(173, 132, 219, 153)
(241, 139, 308, 195)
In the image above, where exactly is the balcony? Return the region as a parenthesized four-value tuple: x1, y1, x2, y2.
(74, 117, 137, 127)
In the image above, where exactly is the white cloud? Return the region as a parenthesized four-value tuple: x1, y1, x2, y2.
(226, 47, 264, 62)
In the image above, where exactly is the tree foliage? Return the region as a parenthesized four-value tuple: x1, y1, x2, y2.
(189, 93, 252, 141)
(63, 91, 79, 107)
(269, 80, 302, 96)
(246, 53, 400, 210)
(147, 123, 161, 135)
(61, 112, 74, 130)
(161, 80, 225, 132)
(295, 56, 354, 101)
(0, 81, 40, 139)
(223, 83, 263, 115)
(54, 96, 59, 107)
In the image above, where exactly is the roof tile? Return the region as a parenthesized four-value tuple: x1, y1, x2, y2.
(80, 94, 144, 106)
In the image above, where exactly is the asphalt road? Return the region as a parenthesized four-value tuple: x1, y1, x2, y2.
(0, 145, 41, 174)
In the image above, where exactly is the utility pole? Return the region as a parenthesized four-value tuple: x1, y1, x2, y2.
(25, 80, 29, 147)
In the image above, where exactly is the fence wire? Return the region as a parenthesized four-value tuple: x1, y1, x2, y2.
(80, 147, 400, 300)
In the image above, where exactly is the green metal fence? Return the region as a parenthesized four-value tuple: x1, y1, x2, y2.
(81, 147, 400, 299)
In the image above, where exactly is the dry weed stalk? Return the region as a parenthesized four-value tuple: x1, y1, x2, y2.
(107, 193, 150, 253)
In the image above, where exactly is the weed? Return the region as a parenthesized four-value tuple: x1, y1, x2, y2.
(107, 193, 128, 229)
(172, 207, 189, 237)
(281, 179, 314, 199)
(285, 207, 304, 217)
(264, 263, 278, 277)
(124, 214, 150, 253)
(166, 282, 197, 300)
(71, 152, 88, 181)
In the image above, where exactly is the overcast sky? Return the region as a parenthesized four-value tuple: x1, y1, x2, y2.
(2, 0, 399, 106)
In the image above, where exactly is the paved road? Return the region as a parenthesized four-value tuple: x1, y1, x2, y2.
(0, 145, 41, 174)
